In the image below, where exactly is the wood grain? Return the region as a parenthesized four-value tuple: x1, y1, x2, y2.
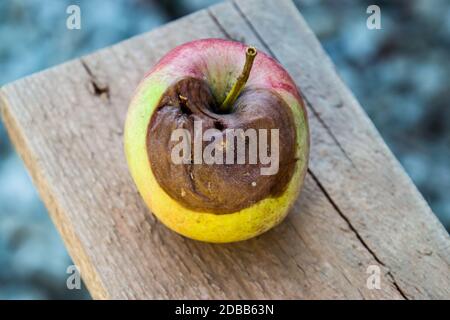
(1, 0, 448, 299)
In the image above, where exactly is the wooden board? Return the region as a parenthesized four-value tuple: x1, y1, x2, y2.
(1, 0, 449, 299)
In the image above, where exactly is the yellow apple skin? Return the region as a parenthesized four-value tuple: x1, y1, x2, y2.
(124, 39, 309, 243)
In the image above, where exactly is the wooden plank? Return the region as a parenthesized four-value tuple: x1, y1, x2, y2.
(0, 0, 448, 299)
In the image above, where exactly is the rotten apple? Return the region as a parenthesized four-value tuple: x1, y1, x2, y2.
(124, 39, 309, 243)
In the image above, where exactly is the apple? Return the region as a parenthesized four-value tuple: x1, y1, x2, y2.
(124, 38, 309, 243)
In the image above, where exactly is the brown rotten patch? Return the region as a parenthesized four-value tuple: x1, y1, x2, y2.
(147, 77, 297, 214)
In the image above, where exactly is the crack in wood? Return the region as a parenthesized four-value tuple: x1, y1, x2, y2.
(207, 9, 233, 40)
(80, 59, 110, 102)
(308, 169, 408, 299)
(303, 96, 356, 168)
(388, 271, 409, 300)
(230, 1, 272, 59)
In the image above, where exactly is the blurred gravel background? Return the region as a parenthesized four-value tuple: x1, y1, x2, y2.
(0, 0, 449, 299)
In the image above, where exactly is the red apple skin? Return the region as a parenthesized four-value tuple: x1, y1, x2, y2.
(125, 38, 309, 243)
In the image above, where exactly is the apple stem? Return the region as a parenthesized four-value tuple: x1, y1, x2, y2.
(219, 46, 257, 113)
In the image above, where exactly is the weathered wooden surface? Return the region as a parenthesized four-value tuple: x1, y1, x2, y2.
(1, 0, 449, 299)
